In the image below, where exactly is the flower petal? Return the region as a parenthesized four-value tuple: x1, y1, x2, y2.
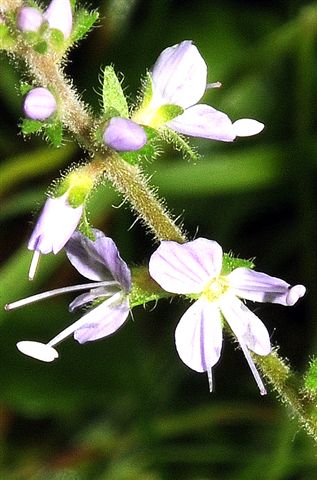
(175, 298, 223, 372)
(167, 104, 236, 141)
(227, 267, 306, 306)
(65, 229, 131, 291)
(69, 286, 116, 312)
(43, 0, 72, 39)
(220, 294, 271, 355)
(149, 238, 223, 294)
(74, 296, 130, 344)
(151, 41, 207, 109)
(232, 119, 264, 137)
(28, 194, 83, 254)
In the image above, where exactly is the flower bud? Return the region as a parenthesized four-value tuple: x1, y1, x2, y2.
(17, 7, 43, 32)
(103, 117, 147, 151)
(23, 87, 57, 121)
(43, 0, 73, 39)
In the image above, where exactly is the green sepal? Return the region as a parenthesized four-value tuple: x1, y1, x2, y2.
(0, 24, 15, 50)
(160, 127, 200, 162)
(138, 72, 153, 111)
(154, 104, 184, 126)
(221, 253, 254, 275)
(44, 121, 63, 148)
(33, 40, 48, 54)
(78, 213, 95, 241)
(130, 266, 170, 308)
(20, 118, 44, 135)
(102, 66, 129, 118)
(304, 358, 317, 395)
(49, 28, 65, 52)
(71, 8, 99, 44)
(20, 83, 33, 96)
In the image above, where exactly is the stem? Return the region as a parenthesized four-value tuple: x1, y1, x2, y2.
(254, 351, 317, 443)
(10, 19, 186, 244)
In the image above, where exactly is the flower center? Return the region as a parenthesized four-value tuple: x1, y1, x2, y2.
(202, 275, 229, 302)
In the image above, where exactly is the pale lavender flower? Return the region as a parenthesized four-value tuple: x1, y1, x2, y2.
(149, 238, 306, 394)
(103, 117, 147, 151)
(23, 87, 57, 121)
(6, 230, 131, 361)
(28, 193, 83, 280)
(43, 0, 73, 39)
(135, 41, 264, 141)
(17, 7, 43, 32)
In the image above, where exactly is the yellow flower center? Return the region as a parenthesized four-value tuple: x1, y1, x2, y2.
(202, 275, 229, 303)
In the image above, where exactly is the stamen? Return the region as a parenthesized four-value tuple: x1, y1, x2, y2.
(5, 281, 120, 311)
(206, 81, 222, 89)
(207, 367, 213, 393)
(239, 341, 267, 395)
(47, 291, 123, 348)
(17, 341, 59, 362)
(28, 250, 41, 281)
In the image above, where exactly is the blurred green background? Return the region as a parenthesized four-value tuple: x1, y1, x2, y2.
(1, 0, 317, 478)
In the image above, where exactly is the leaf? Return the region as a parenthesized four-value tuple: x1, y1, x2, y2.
(71, 8, 99, 44)
(45, 121, 63, 148)
(102, 66, 129, 118)
(20, 118, 44, 135)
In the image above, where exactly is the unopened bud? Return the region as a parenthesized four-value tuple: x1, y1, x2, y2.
(17, 7, 43, 32)
(23, 87, 57, 121)
(103, 117, 147, 152)
(43, 0, 73, 39)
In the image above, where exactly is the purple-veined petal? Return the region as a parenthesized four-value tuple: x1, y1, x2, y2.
(17, 7, 43, 32)
(151, 41, 207, 109)
(103, 117, 147, 151)
(227, 267, 306, 306)
(220, 294, 271, 355)
(167, 104, 236, 141)
(74, 296, 130, 344)
(149, 238, 223, 295)
(232, 119, 264, 137)
(175, 298, 223, 372)
(28, 194, 83, 254)
(69, 286, 117, 312)
(65, 229, 131, 291)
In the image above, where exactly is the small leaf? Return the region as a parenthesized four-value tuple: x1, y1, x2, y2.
(33, 40, 48, 54)
(20, 118, 44, 135)
(45, 121, 63, 148)
(102, 66, 129, 118)
(71, 8, 99, 44)
(20, 82, 33, 96)
(222, 253, 254, 275)
(49, 28, 65, 51)
(161, 127, 200, 162)
(0, 24, 15, 50)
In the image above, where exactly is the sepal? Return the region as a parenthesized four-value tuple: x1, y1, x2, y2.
(221, 253, 254, 275)
(102, 66, 129, 118)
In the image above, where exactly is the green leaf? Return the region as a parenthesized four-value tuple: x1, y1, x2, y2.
(102, 66, 129, 118)
(20, 82, 33, 96)
(20, 118, 44, 135)
(71, 8, 99, 44)
(45, 122, 63, 148)
(0, 24, 14, 50)
(222, 253, 254, 275)
(160, 127, 200, 162)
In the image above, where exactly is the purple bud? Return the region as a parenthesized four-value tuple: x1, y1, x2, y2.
(103, 117, 147, 152)
(17, 7, 43, 32)
(23, 87, 57, 121)
(43, 0, 73, 39)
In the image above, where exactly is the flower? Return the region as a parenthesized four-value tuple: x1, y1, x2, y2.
(134, 41, 264, 141)
(149, 238, 306, 394)
(17, 7, 43, 32)
(28, 193, 83, 280)
(23, 87, 57, 121)
(43, 0, 73, 39)
(6, 230, 131, 361)
(103, 117, 147, 151)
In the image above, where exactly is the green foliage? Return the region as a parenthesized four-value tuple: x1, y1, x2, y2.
(49, 28, 66, 52)
(304, 358, 317, 394)
(102, 66, 129, 118)
(20, 118, 44, 135)
(0, 23, 14, 49)
(222, 253, 254, 275)
(154, 103, 184, 125)
(45, 121, 63, 148)
(71, 8, 99, 44)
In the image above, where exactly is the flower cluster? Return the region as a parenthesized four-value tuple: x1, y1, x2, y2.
(7, 230, 305, 395)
